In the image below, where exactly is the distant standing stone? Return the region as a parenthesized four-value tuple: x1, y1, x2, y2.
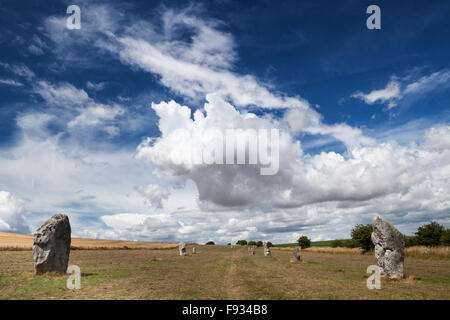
(32, 214, 71, 275)
(192, 247, 196, 254)
(292, 247, 300, 263)
(264, 241, 271, 256)
(371, 216, 405, 279)
(179, 242, 186, 256)
(250, 245, 255, 255)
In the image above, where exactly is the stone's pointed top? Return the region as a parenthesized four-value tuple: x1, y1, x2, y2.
(35, 214, 70, 233)
(53, 213, 69, 218)
(373, 215, 382, 222)
(373, 215, 403, 237)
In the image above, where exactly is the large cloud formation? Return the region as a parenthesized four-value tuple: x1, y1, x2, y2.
(136, 95, 450, 213)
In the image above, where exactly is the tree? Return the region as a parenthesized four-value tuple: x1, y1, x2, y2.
(248, 240, 256, 246)
(415, 221, 445, 246)
(331, 239, 343, 248)
(266, 241, 273, 247)
(297, 236, 311, 249)
(351, 224, 374, 252)
(236, 240, 247, 246)
(206, 241, 215, 245)
(343, 239, 357, 248)
(256, 241, 263, 247)
(440, 229, 450, 246)
(404, 236, 418, 247)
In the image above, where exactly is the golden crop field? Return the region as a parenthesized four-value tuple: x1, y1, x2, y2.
(0, 232, 178, 250)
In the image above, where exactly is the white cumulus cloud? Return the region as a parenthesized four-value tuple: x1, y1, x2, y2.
(0, 191, 29, 234)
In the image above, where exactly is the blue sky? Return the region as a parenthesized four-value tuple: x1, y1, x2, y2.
(0, 0, 449, 243)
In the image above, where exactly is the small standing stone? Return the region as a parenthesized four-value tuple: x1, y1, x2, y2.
(263, 241, 271, 256)
(179, 242, 186, 256)
(371, 216, 405, 279)
(290, 247, 301, 263)
(32, 214, 71, 275)
(192, 247, 196, 254)
(251, 245, 255, 255)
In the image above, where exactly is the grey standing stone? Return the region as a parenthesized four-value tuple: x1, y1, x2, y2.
(32, 214, 71, 275)
(179, 242, 186, 256)
(251, 245, 255, 255)
(292, 247, 300, 262)
(371, 216, 405, 279)
(264, 241, 271, 256)
(192, 247, 196, 254)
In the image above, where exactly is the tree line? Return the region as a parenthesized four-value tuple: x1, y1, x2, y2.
(229, 221, 449, 250)
(336, 221, 450, 252)
(235, 240, 273, 247)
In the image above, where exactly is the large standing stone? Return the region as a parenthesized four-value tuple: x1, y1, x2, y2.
(263, 241, 271, 256)
(179, 242, 186, 256)
(32, 214, 71, 275)
(371, 216, 405, 279)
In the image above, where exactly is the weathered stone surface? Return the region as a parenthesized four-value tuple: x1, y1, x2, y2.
(250, 245, 255, 255)
(264, 241, 271, 256)
(292, 247, 300, 262)
(192, 247, 196, 254)
(32, 214, 71, 275)
(179, 242, 186, 256)
(371, 216, 405, 279)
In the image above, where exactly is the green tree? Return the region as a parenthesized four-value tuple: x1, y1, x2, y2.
(236, 240, 247, 246)
(206, 241, 215, 245)
(331, 239, 343, 248)
(297, 235, 311, 249)
(343, 239, 357, 248)
(351, 224, 374, 252)
(256, 241, 263, 247)
(266, 241, 273, 247)
(415, 221, 445, 246)
(404, 235, 418, 247)
(248, 240, 256, 246)
(440, 229, 450, 246)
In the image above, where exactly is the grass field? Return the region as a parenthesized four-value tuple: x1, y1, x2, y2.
(1, 244, 449, 299)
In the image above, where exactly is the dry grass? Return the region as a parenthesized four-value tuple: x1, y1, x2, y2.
(303, 247, 364, 255)
(273, 246, 364, 255)
(405, 246, 450, 260)
(275, 246, 450, 260)
(0, 232, 178, 250)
